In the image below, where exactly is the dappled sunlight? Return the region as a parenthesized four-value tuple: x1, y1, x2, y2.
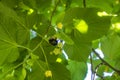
(56, 58, 62, 63)
(75, 20, 88, 34)
(112, 23, 120, 30)
(57, 22, 63, 29)
(33, 24, 38, 30)
(112, 23, 120, 31)
(97, 11, 117, 17)
(97, 11, 109, 17)
(27, 8, 34, 15)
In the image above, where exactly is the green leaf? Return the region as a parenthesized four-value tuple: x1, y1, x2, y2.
(27, 60, 71, 80)
(1, 0, 18, 8)
(63, 8, 111, 42)
(112, 4, 120, 14)
(1, 1, 120, 80)
(26, 12, 38, 29)
(0, 18, 19, 65)
(27, 60, 47, 80)
(23, 0, 52, 12)
(0, 2, 20, 22)
(0, 2, 29, 65)
(101, 34, 120, 61)
(67, 60, 87, 80)
(62, 8, 111, 62)
(97, 65, 107, 77)
(92, 59, 102, 71)
(49, 63, 71, 80)
(101, 34, 120, 70)
(53, 12, 65, 26)
(0, 59, 28, 80)
(86, 0, 114, 13)
(13, 67, 26, 80)
(64, 30, 92, 62)
(31, 13, 56, 37)
(70, 0, 83, 8)
(114, 57, 120, 70)
(92, 39, 100, 49)
(104, 76, 118, 80)
(0, 63, 15, 79)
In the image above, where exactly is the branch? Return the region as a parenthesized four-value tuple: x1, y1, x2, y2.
(92, 48, 120, 75)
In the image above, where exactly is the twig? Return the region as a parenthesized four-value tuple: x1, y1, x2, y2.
(95, 62, 104, 72)
(45, 0, 60, 35)
(93, 62, 104, 80)
(40, 45, 49, 69)
(83, 0, 86, 8)
(50, 0, 60, 22)
(96, 73, 104, 80)
(90, 53, 94, 80)
(92, 48, 120, 75)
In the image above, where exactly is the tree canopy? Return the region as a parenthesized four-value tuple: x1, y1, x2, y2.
(0, 0, 120, 80)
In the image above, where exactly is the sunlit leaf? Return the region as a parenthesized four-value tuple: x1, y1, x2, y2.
(74, 19, 88, 34)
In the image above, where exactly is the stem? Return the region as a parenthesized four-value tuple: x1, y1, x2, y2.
(83, 0, 86, 8)
(31, 39, 44, 52)
(92, 48, 120, 75)
(50, 0, 60, 23)
(17, 45, 32, 52)
(45, 0, 60, 35)
(40, 45, 49, 69)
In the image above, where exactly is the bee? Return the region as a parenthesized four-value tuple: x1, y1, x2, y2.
(49, 37, 58, 46)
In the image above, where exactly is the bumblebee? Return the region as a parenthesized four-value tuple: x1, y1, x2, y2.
(49, 37, 58, 46)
